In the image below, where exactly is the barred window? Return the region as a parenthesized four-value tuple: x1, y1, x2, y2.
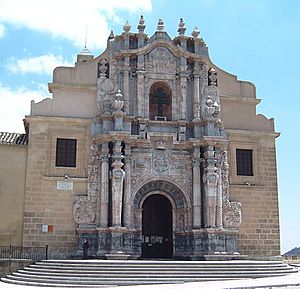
(236, 149, 253, 176)
(56, 138, 77, 167)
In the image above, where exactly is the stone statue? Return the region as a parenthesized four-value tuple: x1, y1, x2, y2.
(203, 96, 215, 119)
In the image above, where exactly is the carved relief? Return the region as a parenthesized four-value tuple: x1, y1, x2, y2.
(73, 142, 101, 225)
(152, 148, 170, 174)
(73, 196, 96, 224)
(146, 47, 176, 74)
(221, 150, 230, 200)
(223, 199, 242, 228)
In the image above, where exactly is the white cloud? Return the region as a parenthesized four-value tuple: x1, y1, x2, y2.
(0, 23, 5, 38)
(6, 54, 73, 75)
(0, 83, 49, 133)
(0, 0, 152, 49)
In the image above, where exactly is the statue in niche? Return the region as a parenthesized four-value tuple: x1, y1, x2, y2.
(203, 96, 215, 119)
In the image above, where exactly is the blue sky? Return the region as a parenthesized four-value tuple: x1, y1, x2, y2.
(0, 0, 299, 254)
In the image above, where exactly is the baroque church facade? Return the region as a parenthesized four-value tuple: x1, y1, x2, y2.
(0, 17, 281, 260)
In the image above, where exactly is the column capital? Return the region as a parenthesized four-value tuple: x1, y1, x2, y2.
(192, 158, 201, 167)
(100, 154, 109, 162)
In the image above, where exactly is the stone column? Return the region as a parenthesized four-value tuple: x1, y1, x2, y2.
(200, 64, 208, 118)
(192, 152, 201, 229)
(193, 62, 201, 119)
(137, 40, 146, 117)
(178, 26, 187, 120)
(123, 57, 130, 114)
(111, 140, 125, 227)
(99, 143, 109, 227)
(136, 69, 145, 118)
(123, 144, 132, 228)
(215, 148, 223, 229)
(180, 70, 187, 120)
(203, 145, 218, 228)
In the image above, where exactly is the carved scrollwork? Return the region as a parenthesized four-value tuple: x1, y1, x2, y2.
(73, 196, 96, 224)
(223, 199, 242, 228)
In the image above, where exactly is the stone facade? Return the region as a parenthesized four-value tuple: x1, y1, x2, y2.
(0, 17, 280, 259)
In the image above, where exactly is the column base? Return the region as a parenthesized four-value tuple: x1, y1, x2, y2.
(191, 228, 240, 260)
(105, 253, 130, 260)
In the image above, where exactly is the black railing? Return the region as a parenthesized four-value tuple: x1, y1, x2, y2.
(0, 245, 48, 262)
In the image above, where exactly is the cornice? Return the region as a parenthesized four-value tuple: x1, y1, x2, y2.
(24, 115, 93, 124)
(226, 128, 280, 138)
(221, 95, 261, 105)
(48, 83, 97, 93)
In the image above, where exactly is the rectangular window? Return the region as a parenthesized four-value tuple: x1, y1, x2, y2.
(56, 138, 77, 167)
(236, 149, 253, 176)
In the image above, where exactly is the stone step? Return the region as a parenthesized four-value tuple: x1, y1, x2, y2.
(0, 277, 230, 288)
(1, 259, 298, 287)
(36, 259, 285, 265)
(12, 271, 293, 279)
(32, 260, 289, 269)
(4, 273, 288, 284)
(19, 267, 292, 275)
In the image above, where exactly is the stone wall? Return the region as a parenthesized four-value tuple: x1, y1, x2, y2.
(22, 117, 91, 258)
(228, 131, 280, 259)
(0, 145, 27, 246)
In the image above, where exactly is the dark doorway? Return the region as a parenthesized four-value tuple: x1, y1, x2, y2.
(142, 194, 173, 258)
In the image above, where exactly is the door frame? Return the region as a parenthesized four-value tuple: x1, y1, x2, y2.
(140, 191, 175, 258)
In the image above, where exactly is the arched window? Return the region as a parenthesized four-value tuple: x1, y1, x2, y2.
(149, 82, 172, 121)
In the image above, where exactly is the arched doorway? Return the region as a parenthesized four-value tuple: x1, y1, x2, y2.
(142, 194, 173, 258)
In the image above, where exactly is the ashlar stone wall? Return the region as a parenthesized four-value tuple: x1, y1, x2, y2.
(228, 130, 280, 258)
(22, 116, 91, 258)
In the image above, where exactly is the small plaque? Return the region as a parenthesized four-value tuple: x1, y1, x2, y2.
(57, 181, 73, 191)
(42, 224, 48, 233)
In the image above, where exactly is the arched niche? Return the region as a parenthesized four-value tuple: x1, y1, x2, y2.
(149, 82, 172, 121)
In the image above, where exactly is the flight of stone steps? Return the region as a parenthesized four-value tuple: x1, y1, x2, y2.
(1, 259, 298, 287)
